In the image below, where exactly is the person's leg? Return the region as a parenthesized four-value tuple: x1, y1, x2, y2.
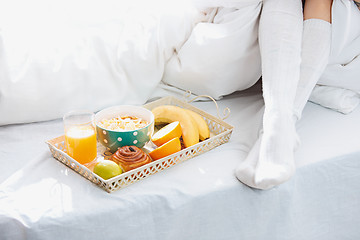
(303, 0, 332, 21)
(235, 0, 303, 189)
(235, 0, 333, 190)
(294, 0, 332, 120)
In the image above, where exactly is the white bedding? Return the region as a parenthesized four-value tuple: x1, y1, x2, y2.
(1, 0, 359, 126)
(0, 84, 360, 239)
(0, 0, 199, 125)
(1, 0, 360, 238)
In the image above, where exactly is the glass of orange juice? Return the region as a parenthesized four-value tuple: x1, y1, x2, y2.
(63, 110, 97, 165)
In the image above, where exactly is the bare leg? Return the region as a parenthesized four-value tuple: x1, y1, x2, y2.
(303, 0, 332, 22)
(235, 0, 303, 189)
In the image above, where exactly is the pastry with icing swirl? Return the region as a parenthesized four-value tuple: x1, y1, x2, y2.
(111, 146, 151, 172)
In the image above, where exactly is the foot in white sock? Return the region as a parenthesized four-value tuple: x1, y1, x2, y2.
(235, 136, 262, 189)
(235, 0, 302, 190)
(235, 111, 298, 190)
(256, 110, 298, 188)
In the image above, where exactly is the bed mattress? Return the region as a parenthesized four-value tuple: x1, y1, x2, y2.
(0, 84, 359, 240)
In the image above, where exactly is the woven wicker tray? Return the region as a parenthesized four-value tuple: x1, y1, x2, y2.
(46, 96, 234, 193)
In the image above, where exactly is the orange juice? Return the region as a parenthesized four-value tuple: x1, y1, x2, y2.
(65, 126, 97, 164)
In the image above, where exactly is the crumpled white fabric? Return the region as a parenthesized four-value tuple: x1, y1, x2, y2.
(0, 0, 200, 125)
(309, 85, 360, 114)
(163, 0, 360, 112)
(0, 0, 359, 126)
(162, 0, 262, 99)
(318, 0, 360, 93)
(0, 0, 262, 126)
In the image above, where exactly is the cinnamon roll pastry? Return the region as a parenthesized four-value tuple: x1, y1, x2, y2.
(111, 146, 151, 172)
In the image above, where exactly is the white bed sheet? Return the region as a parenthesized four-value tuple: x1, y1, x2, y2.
(0, 84, 360, 240)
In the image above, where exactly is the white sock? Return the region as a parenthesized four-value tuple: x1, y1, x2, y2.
(294, 19, 332, 120)
(235, 0, 303, 190)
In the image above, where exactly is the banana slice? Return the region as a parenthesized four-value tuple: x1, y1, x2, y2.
(152, 105, 199, 148)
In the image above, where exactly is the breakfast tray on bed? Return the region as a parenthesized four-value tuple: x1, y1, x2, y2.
(46, 96, 234, 193)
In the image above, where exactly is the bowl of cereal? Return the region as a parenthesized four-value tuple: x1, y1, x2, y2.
(95, 105, 154, 153)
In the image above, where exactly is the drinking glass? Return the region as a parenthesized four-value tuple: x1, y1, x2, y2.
(63, 110, 97, 164)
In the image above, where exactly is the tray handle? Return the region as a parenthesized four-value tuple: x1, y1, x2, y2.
(183, 90, 230, 120)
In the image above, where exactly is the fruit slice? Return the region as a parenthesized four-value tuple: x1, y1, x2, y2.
(149, 137, 181, 160)
(151, 121, 182, 147)
(152, 105, 199, 148)
(184, 109, 210, 141)
(93, 160, 122, 180)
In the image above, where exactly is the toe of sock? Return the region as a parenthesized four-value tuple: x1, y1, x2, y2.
(254, 162, 295, 189)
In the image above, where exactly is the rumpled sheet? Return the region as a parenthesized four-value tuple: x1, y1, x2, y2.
(1, 86, 360, 240)
(309, 85, 360, 114)
(0, 0, 200, 125)
(0, 0, 359, 126)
